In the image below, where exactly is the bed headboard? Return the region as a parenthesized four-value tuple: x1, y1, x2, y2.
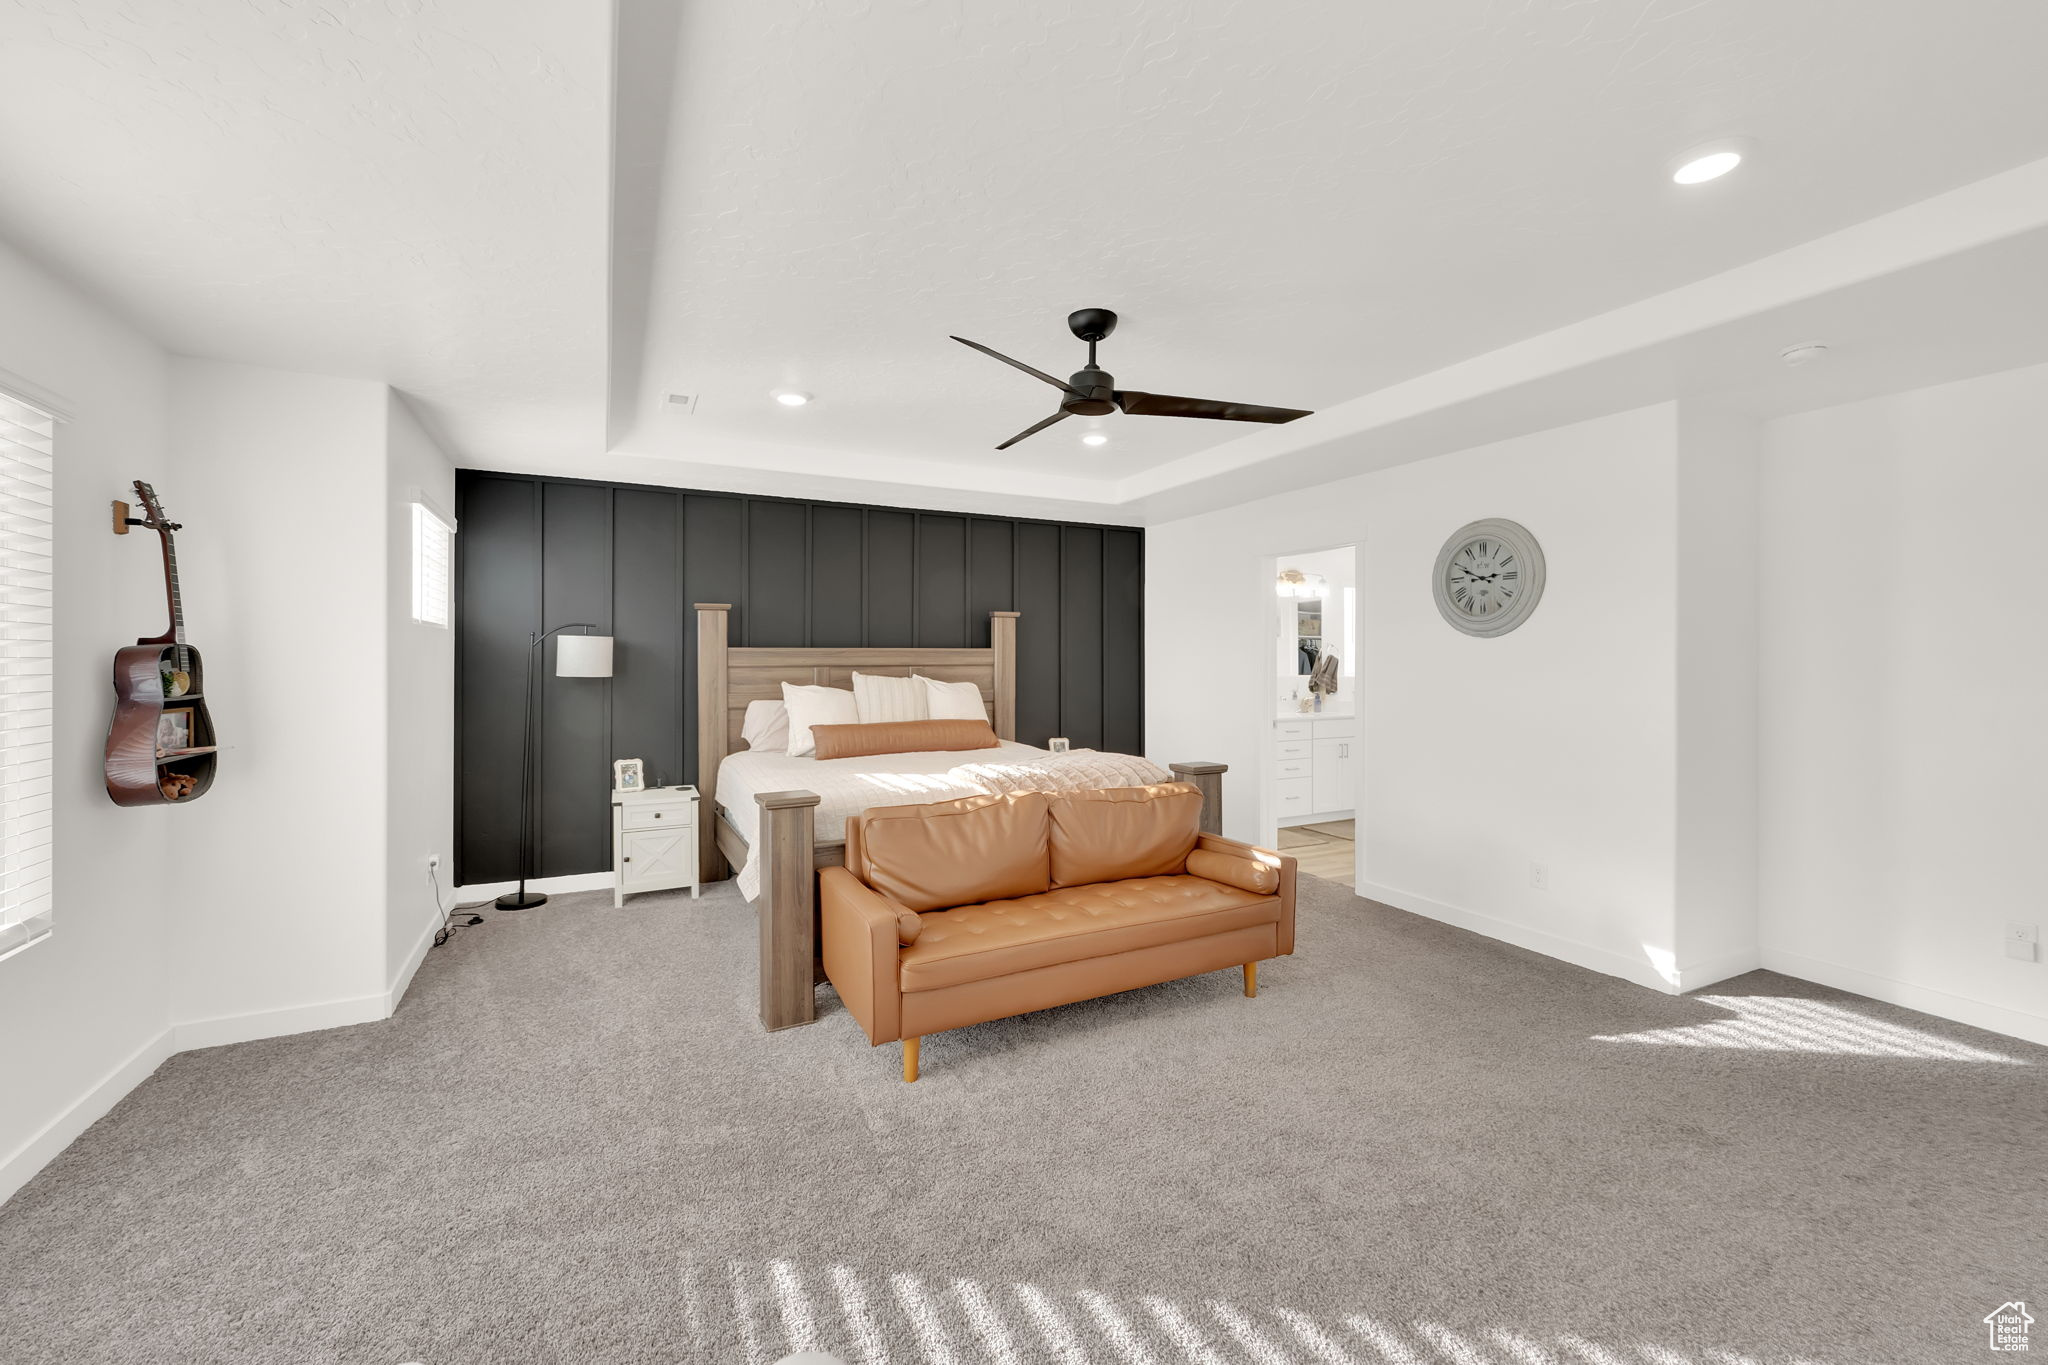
(693, 604, 1019, 877)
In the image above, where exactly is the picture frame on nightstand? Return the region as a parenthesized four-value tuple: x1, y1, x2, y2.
(612, 757, 645, 793)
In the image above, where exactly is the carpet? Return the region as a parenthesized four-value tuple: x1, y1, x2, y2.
(2, 877, 2041, 1365)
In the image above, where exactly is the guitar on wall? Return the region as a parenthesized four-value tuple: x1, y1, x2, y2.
(104, 481, 218, 805)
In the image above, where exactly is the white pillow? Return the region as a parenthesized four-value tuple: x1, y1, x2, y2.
(852, 671, 929, 725)
(780, 683, 859, 758)
(740, 700, 790, 752)
(916, 674, 987, 722)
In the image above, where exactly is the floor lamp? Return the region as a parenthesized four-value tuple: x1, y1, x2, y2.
(498, 624, 614, 910)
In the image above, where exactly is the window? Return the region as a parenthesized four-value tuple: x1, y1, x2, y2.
(0, 391, 55, 962)
(411, 499, 455, 628)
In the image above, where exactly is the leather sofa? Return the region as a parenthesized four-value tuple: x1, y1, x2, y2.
(819, 782, 1296, 1081)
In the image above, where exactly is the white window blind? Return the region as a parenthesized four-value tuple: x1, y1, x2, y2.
(0, 392, 55, 961)
(411, 500, 454, 628)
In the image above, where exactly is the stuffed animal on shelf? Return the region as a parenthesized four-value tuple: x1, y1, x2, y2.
(159, 771, 199, 801)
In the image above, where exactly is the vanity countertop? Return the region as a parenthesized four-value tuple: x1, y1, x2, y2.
(1277, 705, 1353, 721)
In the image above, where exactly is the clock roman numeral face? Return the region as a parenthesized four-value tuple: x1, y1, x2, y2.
(1445, 537, 1516, 616)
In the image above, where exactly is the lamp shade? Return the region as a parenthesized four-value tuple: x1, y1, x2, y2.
(555, 634, 614, 678)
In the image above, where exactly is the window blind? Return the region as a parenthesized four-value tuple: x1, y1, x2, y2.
(411, 500, 454, 628)
(0, 392, 55, 961)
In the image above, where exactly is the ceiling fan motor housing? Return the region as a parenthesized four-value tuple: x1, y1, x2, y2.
(1064, 367, 1117, 415)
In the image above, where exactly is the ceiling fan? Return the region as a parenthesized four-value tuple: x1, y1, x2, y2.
(951, 308, 1314, 450)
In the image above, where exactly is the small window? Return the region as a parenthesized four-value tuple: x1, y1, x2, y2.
(1, 391, 56, 961)
(411, 500, 455, 628)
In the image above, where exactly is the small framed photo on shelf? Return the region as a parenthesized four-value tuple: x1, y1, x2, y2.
(612, 758, 646, 794)
(155, 707, 195, 756)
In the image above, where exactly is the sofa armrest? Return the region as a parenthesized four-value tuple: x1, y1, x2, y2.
(1194, 834, 1296, 956)
(819, 866, 907, 1044)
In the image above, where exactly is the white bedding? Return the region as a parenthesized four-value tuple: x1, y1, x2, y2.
(716, 741, 1175, 899)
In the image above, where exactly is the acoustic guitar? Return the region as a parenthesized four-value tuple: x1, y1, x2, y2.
(104, 481, 218, 805)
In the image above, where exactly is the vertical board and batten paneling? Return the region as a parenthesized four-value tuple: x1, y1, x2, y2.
(454, 472, 1144, 882)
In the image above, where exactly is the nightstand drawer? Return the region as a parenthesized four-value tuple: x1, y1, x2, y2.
(622, 800, 695, 832)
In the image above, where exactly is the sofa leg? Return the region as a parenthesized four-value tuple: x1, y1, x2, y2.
(1243, 962, 1257, 998)
(903, 1036, 920, 1083)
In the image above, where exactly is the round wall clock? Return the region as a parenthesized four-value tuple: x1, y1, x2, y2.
(1432, 518, 1545, 637)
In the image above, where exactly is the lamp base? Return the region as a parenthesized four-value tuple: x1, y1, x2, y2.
(495, 890, 549, 910)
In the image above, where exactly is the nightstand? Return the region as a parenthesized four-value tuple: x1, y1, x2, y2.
(611, 784, 699, 906)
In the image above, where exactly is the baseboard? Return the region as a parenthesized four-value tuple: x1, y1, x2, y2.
(1356, 879, 1681, 995)
(385, 913, 441, 1015)
(1674, 948, 1762, 993)
(453, 870, 614, 902)
(0, 1026, 176, 1208)
(1760, 946, 2048, 1047)
(172, 992, 390, 1053)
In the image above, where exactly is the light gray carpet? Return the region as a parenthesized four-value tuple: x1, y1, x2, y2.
(3, 877, 2042, 1365)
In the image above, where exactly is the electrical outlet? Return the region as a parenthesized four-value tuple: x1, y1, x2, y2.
(426, 854, 442, 873)
(1529, 862, 1548, 892)
(2007, 922, 2038, 963)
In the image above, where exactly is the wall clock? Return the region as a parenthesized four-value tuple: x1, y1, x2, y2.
(1432, 518, 1545, 637)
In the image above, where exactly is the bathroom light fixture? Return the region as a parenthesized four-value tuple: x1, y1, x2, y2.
(1670, 138, 1753, 185)
(1081, 432, 1109, 447)
(773, 390, 812, 407)
(1274, 568, 1329, 599)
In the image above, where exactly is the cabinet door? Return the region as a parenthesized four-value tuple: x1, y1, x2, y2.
(622, 827, 693, 889)
(1312, 737, 1355, 814)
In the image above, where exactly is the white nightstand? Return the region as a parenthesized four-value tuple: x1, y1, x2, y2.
(611, 784, 699, 906)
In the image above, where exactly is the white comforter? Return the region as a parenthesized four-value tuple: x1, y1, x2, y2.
(717, 742, 1174, 899)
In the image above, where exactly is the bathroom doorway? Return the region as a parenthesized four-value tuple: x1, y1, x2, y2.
(1267, 544, 1358, 885)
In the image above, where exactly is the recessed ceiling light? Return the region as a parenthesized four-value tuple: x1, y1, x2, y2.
(1669, 139, 1753, 186)
(1081, 432, 1109, 447)
(773, 390, 811, 407)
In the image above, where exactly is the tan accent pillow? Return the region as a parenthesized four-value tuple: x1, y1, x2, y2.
(809, 718, 1000, 761)
(1048, 783, 1202, 889)
(1187, 848, 1280, 895)
(854, 790, 1051, 912)
(894, 907, 924, 945)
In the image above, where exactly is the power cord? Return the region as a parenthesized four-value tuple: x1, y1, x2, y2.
(429, 863, 497, 947)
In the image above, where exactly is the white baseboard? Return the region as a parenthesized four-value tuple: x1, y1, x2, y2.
(1674, 948, 1762, 993)
(172, 992, 390, 1053)
(0, 1026, 176, 1207)
(385, 913, 442, 1015)
(1760, 946, 2048, 1047)
(1356, 879, 1681, 995)
(454, 870, 614, 902)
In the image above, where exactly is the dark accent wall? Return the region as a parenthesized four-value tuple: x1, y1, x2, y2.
(455, 472, 1145, 883)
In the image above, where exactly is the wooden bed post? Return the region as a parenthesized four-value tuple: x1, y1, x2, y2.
(756, 789, 822, 1031)
(990, 610, 1019, 740)
(696, 604, 731, 881)
(1170, 761, 1227, 836)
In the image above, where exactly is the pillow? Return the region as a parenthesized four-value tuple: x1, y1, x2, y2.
(809, 719, 1000, 761)
(780, 683, 860, 758)
(851, 671, 929, 725)
(916, 674, 987, 722)
(740, 700, 790, 752)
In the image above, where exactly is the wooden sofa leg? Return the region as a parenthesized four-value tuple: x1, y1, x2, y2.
(1244, 962, 1258, 998)
(903, 1036, 920, 1083)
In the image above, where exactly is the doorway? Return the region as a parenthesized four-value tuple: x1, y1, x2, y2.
(1266, 544, 1358, 886)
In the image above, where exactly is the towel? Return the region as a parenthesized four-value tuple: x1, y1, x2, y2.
(1309, 651, 1339, 696)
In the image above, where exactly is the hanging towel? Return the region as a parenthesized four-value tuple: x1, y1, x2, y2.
(1309, 651, 1339, 697)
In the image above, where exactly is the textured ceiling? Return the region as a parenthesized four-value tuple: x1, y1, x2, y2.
(616, 0, 2048, 487)
(0, 0, 610, 463)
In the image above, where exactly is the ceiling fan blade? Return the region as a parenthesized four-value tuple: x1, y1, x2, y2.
(1113, 391, 1312, 424)
(994, 410, 1071, 450)
(952, 336, 1075, 393)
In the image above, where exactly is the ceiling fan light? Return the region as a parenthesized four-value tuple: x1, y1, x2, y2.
(1669, 138, 1753, 186)
(773, 390, 811, 407)
(1081, 432, 1109, 447)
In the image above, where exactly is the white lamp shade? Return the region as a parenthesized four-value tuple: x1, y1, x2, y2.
(555, 634, 614, 678)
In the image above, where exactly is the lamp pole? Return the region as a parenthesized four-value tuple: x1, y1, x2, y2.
(499, 623, 605, 910)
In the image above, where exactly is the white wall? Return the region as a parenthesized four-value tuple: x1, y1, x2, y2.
(168, 360, 392, 1043)
(384, 395, 456, 994)
(0, 237, 179, 1202)
(1150, 405, 1696, 992)
(1759, 363, 2048, 1045)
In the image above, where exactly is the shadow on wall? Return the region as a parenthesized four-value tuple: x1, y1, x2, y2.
(694, 1257, 1847, 1365)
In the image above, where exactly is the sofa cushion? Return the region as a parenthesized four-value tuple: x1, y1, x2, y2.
(1048, 783, 1202, 889)
(1186, 847, 1280, 895)
(852, 790, 1050, 913)
(897, 875, 1279, 992)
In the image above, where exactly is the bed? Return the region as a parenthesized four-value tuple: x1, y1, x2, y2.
(694, 603, 1227, 1030)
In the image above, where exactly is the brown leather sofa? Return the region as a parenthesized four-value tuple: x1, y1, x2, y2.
(820, 782, 1296, 1081)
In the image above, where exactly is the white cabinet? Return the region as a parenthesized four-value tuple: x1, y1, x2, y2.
(612, 785, 700, 906)
(1272, 715, 1358, 826)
